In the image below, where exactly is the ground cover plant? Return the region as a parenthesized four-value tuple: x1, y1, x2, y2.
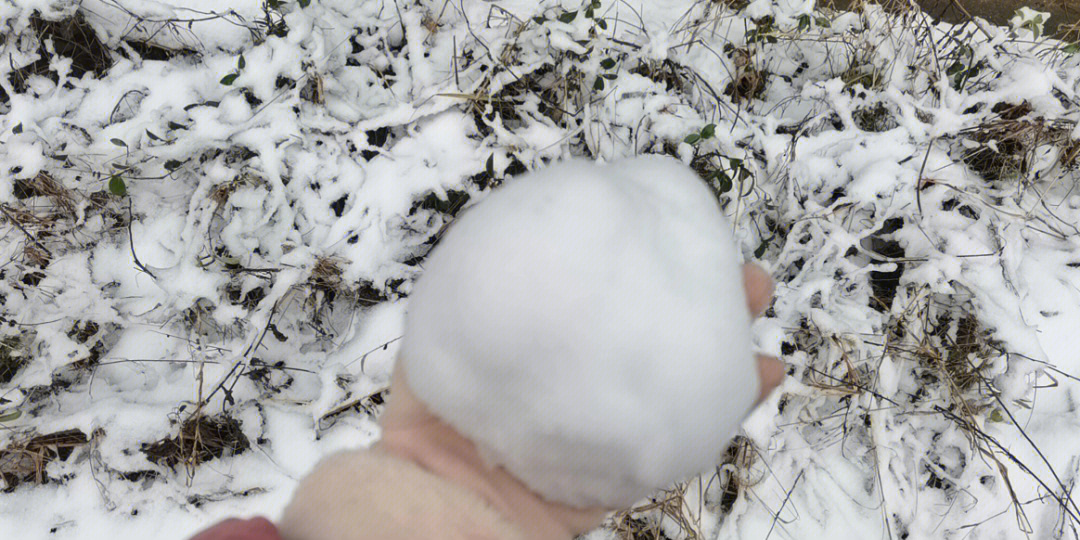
(1, 0, 1080, 538)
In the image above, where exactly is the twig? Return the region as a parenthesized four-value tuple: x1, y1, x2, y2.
(765, 470, 804, 540)
(126, 200, 156, 279)
(915, 138, 934, 216)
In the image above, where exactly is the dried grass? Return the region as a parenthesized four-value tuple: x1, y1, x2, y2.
(960, 103, 1076, 182)
(0, 429, 88, 490)
(9, 13, 112, 93)
(0, 335, 29, 385)
(142, 413, 249, 473)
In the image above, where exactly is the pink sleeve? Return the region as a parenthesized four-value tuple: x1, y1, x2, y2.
(189, 517, 282, 540)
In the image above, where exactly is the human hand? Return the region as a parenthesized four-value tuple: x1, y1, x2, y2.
(188, 517, 282, 540)
(743, 264, 785, 401)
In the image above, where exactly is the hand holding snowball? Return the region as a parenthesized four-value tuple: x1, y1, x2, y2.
(277, 157, 785, 540)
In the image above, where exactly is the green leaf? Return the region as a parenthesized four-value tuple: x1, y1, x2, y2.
(729, 157, 743, 169)
(946, 61, 964, 76)
(797, 14, 810, 32)
(298, 0, 310, 7)
(815, 16, 830, 28)
(164, 160, 183, 171)
(558, 11, 577, 23)
(168, 121, 187, 130)
(486, 153, 495, 178)
(12, 123, 22, 134)
(701, 123, 716, 139)
(602, 73, 617, 80)
(596, 18, 607, 30)
(532, 16, 546, 25)
(1064, 42, 1080, 55)
(0, 409, 21, 423)
(683, 133, 700, 145)
(754, 238, 769, 258)
(717, 170, 732, 193)
(110, 138, 127, 148)
(221, 72, 239, 86)
(238, 55, 246, 70)
(584, 6, 594, 19)
(593, 76, 605, 91)
(600, 58, 616, 70)
(109, 175, 127, 197)
(989, 409, 1005, 423)
(146, 129, 161, 141)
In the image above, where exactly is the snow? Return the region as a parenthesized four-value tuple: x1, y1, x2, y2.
(1, 0, 1080, 538)
(399, 156, 756, 508)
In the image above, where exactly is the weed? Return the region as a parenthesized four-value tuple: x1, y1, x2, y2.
(142, 413, 249, 472)
(853, 102, 898, 132)
(10, 13, 112, 92)
(960, 109, 1074, 182)
(723, 47, 768, 103)
(841, 61, 884, 90)
(0, 429, 89, 490)
(308, 256, 345, 295)
(0, 334, 29, 385)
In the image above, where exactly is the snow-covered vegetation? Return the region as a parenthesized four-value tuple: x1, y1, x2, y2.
(1, 0, 1079, 538)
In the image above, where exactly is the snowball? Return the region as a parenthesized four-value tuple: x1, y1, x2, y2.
(399, 156, 757, 508)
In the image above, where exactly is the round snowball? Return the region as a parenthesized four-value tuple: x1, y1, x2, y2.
(399, 156, 757, 508)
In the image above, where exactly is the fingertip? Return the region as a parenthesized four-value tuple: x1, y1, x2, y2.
(755, 355, 784, 402)
(742, 264, 774, 317)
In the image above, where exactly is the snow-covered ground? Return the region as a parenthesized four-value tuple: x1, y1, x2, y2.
(1, 0, 1079, 538)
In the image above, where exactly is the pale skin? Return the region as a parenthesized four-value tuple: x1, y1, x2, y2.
(378, 264, 786, 540)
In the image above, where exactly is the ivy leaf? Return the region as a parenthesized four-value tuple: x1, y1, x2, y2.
(110, 138, 127, 148)
(754, 238, 770, 258)
(109, 175, 127, 197)
(1065, 42, 1080, 55)
(558, 10, 577, 23)
(168, 121, 188, 130)
(221, 72, 239, 86)
(602, 73, 617, 80)
(238, 55, 246, 70)
(145, 129, 161, 141)
(298, 0, 310, 7)
(797, 14, 810, 32)
(164, 160, 183, 171)
(596, 18, 607, 30)
(0, 409, 21, 423)
(12, 123, 22, 134)
(593, 76, 605, 91)
(532, 16, 546, 25)
(485, 153, 495, 178)
(989, 409, 1005, 423)
(815, 16, 831, 28)
(684, 133, 700, 145)
(600, 58, 616, 70)
(716, 170, 733, 193)
(701, 123, 716, 139)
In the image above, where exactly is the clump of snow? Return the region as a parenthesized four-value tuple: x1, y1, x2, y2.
(400, 156, 756, 508)
(2, 0, 1080, 537)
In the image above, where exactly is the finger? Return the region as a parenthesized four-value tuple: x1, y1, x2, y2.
(756, 354, 785, 402)
(742, 264, 774, 318)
